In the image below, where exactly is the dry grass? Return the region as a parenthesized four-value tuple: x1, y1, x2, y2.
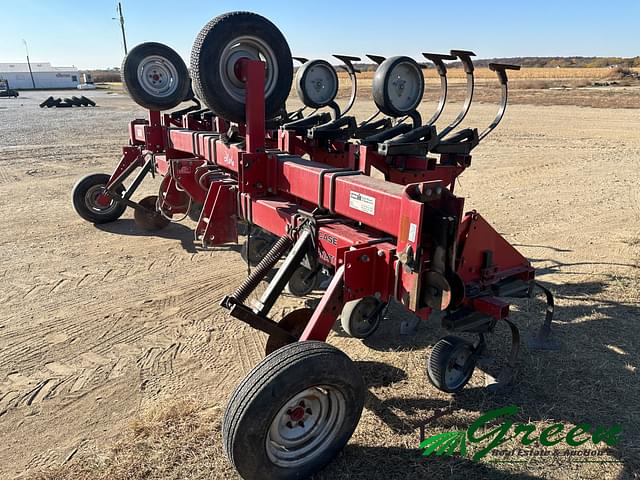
(28, 278, 640, 480)
(28, 399, 234, 480)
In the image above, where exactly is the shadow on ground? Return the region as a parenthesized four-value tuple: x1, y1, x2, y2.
(319, 260, 640, 479)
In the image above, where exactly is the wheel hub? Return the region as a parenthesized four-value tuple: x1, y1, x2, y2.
(286, 403, 310, 424)
(138, 55, 179, 98)
(266, 385, 346, 467)
(85, 185, 117, 212)
(219, 36, 279, 102)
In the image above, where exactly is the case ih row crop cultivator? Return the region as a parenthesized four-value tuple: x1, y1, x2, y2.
(72, 11, 557, 479)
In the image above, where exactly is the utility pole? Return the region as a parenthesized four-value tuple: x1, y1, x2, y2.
(22, 40, 36, 89)
(116, 2, 128, 55)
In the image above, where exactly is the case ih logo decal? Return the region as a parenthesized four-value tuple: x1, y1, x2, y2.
(419, 405, 622, 463)
(319, 231, 338, 246)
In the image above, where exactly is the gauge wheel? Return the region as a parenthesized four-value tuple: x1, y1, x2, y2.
(223, 341, 365, 480)
(133, 195, 170, 231)
(295, 59, 338, 109)
(191, 11, 293, 123)
(188, 202, 204, 222)
(427, 336, 477, 393)
(372, 56, 424, 117)
(72, 173, 127, 224)
(240, 235, 275, 266)
(122, 42, 191, 111)
(285, 266, 320, 297)
(340, 296, 384, 339)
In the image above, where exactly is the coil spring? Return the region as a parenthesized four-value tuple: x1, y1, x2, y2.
(231, 234, 292, 304)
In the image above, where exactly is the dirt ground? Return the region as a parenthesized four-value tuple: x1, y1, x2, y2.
(0, 85, 639, 480)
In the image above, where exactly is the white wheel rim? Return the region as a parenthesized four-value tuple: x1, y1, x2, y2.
(385, 61, 423, 113)
(300, 62, 337, 106)
(444, 346, 473, 390)
(137, 55, 180, 98)
(266, 385, 346, 468)
(85, 185, 119, 214)
(219, 36, 279, 103)
(350, 298, 380, 336)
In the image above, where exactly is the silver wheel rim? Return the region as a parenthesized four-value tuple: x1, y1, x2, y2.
(444, 345, 473, 390)
(385, 61, 423, 113)
(299, 62, 337, 106)
(84, 184, 119, 214)
(351, 298, 380, 336)
(137, 55, 180, 98)
(219, 35, 279, 103)
(266, 385, 346, 468)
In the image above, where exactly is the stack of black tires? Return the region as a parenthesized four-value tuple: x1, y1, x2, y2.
(40, 96, 96, 108)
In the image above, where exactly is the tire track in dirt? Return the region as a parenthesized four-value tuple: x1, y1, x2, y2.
(0, 165, 11, 184)
(0, 256, 248, 416)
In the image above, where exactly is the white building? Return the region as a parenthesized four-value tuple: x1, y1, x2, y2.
(0, 62, 80, 89)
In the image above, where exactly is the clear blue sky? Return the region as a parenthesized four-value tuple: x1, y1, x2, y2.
(2, 0, 639, 69)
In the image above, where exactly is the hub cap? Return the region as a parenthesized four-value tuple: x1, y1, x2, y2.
(137, 55, 180, 98)
(300, 62, 337, 106)
(266, 385, 345, 468)
(386, 61, 423, 113)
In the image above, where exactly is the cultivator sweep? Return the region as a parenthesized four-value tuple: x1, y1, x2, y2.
(72, 11, 557, 479)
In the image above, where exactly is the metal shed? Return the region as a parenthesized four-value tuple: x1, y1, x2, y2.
(0, 62, 80, 89)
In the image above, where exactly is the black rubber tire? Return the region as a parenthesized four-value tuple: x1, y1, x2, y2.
(49, 98, 62, 108)
(39, 96, 54, 108)
(121, 42, 191, 111)
(190, 11, 293, 123)
(71, 96, 84, 107)
(223, 341, 365, 480)
(57, 101, 73, 108)
(295, 59, 338, 109)
(427, 336, 476, 393)
(372, 56, 425, 117)
(340, 296, 383, 339)
(286, 265, 320, 297)
(81, 95, 96, 107)
(72, 173, 127, 224)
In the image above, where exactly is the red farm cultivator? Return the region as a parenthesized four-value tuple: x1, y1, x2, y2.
(72, 11, 557, 479)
